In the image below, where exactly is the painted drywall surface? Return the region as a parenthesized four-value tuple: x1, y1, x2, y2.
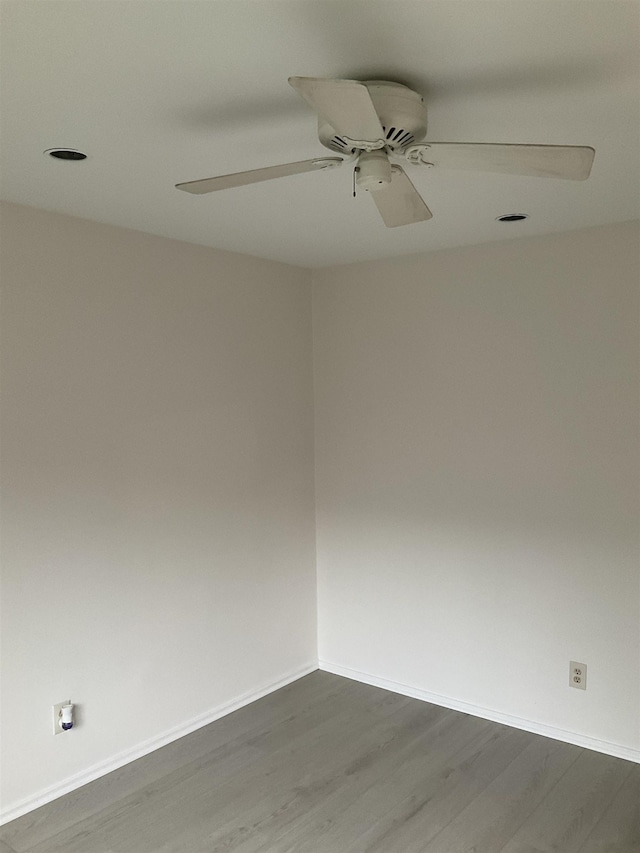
(0, 202, 317, 810)
(313, 222, 640, 752)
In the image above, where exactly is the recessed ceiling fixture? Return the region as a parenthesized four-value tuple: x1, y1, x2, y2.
(44, 148, 87, 161)
(496, 213, 529, 222)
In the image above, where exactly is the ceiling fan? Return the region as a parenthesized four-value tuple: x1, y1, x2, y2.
(175, 77, 595, 228)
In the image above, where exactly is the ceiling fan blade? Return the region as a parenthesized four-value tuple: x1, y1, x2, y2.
(371, 166, 433, 228)
(289, 77, 385, 147)
(412, 143, 595, 180)
(176, 157, 343, 194)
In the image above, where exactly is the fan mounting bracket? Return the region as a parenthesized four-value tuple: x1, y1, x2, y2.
(405, 144, 434, 166)
(311, 157, 344, 170)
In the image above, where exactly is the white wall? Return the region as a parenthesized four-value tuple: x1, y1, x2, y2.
(2, 208, 638, 822)
(0, 202, 317, 816)
(313, 222, 640, 757)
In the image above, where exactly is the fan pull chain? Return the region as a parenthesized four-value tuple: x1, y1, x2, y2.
(352, 166, 359, 197)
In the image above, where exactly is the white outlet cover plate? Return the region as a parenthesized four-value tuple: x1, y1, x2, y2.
(570, 661, 587, 690)
(53, 700, 71, 735)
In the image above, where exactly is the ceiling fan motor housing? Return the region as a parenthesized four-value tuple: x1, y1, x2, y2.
(318, 80, 428, 154)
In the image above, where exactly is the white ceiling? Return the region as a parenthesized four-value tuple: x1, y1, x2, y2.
(1, 0, 638, 268)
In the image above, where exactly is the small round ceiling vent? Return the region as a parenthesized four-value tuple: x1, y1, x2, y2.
(496, 213, 529, 222)
(44, 148, 87, 161)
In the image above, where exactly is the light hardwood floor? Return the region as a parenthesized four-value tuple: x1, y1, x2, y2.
(1, 671, 638, 852)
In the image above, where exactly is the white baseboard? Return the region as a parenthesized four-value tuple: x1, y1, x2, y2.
(0, 661, 318, 826)
(319, 659, 640, 765)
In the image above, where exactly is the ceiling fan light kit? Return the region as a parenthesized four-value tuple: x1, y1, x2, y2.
(355, 150, 392, 191)
(176, 77, 595, 229)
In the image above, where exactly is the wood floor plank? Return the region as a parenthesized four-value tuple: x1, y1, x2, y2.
(21, 679, 411, 853)
(0, 671, 348, 852)
(5, 672, 379, 853)
(291, 720, 529, 853)
(343, 725, 547, 853)
(143, 689, 423, 853)
(413, 735, 580, 853)
(233, 707, 492, 852)
(578, 763, 640, 853)
(0, 672, 636, 853)
(499, 749, 635, 853)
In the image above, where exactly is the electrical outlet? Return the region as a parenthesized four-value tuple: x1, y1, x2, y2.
(52, 700, 70, 735)
(570, 661, 587, 690)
